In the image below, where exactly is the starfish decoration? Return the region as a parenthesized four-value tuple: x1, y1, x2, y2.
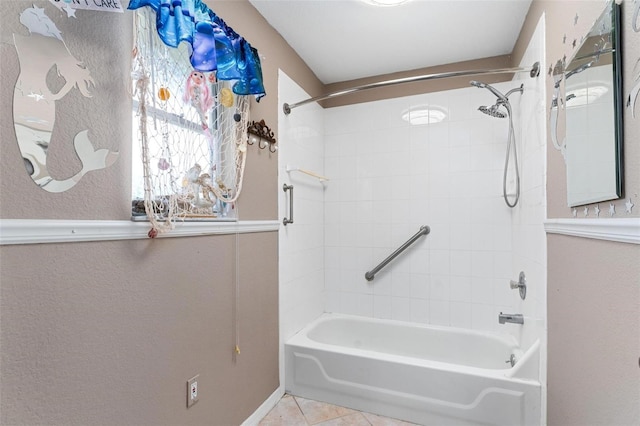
(625, 198, 635, 214)
(594, 205, 601, 217)
(572, 208, 578, 218)
(63, 5, 76, 18)
(583, 206, 589, 217)
(609, 203, 616, 217)
(574, 13, 579, 25)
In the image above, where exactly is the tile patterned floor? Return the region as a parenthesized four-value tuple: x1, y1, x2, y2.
(258, 394, 418, 426)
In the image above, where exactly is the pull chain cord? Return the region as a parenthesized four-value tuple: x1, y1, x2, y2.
(233, 204, 241, 358)
(503, 114, 520, 208)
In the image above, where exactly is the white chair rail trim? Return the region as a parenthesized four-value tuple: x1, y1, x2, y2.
(544, 218, 640, 244)
(0, 219, 280, 245)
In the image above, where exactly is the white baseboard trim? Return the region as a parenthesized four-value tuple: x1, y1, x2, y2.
(544, 218, 640, 244)
(0, 219, 280, 245)
(241, 386, 284, 426)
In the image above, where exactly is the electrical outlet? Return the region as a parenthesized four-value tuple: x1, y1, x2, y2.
(187, 375, 199, 407)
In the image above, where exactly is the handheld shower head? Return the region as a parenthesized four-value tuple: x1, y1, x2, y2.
(470, 80, 523, 208)
(470, 80, 508, 102)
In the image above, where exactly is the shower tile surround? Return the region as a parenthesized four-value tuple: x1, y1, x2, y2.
(278, 16, 546, 421)
(278, 71, 326, 391)
(279, 25, 545, 337)
(323, 75, 546, 337)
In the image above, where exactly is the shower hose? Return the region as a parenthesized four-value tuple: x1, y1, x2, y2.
(503, 115, 520, 208)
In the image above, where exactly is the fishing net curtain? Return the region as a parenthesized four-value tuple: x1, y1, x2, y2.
(129, 0, 266, 237)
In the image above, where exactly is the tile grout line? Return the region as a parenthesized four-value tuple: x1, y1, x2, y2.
(291, 394, 311, 426)
(290, 394, 375, 426)
(314, 412, 374, 426)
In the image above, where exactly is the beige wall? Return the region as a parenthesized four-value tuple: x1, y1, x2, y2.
(0, 1, 322, 424)
(210, 0, 324, 220)
(0, 233, 279, 425)
(0, 2, 133, 220)
(547, 235, 640, 425)
(513, 1, 640, 424)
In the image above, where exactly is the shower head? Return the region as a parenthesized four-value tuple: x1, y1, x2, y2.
(471, 80, 524, 119)
(478, 104, 507, 118)
(471, 81, 522, 208)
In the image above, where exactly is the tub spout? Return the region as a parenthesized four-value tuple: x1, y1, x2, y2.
(499, 312, 524, 324)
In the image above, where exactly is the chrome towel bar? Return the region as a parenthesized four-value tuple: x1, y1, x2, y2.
(365, 225, 430, 281)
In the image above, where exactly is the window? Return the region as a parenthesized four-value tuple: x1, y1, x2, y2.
(131, 8, 249, 226)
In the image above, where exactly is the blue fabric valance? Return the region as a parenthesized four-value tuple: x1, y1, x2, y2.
(128, 0, 265, 100)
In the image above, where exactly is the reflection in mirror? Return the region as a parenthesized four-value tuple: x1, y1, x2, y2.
(12, 6, 118, 193)
(565, 1, 623, 207)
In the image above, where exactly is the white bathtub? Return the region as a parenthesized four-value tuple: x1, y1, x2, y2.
(285, 314, 541, 426)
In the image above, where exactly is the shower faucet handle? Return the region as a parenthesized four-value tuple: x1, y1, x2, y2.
(509, 280, 523, 289)
(509, 271, 527, 300)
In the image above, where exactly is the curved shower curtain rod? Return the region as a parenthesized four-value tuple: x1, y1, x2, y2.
(283, 62, 540, 115)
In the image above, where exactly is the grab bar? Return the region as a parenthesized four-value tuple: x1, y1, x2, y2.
(283, 184, 294, 226)
(365, 225, 430, 281)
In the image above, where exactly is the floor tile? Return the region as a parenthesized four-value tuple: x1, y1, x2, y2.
(314, 412, 371, 426)
(258, 394, 421, 426)
(258, 394, 307, 426)
(294, 396, 358, 425)
(362, 411, 419, 426)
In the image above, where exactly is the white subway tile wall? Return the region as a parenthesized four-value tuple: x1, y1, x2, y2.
(278, 72, 326, 344)
(322, 75, 545, 336)
(279, 13, 546, 423)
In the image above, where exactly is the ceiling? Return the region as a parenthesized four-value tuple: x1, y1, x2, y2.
(249, 0, 533, 84)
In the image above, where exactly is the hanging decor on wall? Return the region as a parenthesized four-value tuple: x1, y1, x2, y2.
(128, 0, 267, 236)
(11, 5, 119, 193)
(131, 7, 254, 237)
(247, 119, 277, 152)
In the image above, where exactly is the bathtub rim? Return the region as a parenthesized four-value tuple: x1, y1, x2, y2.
(286, 312, 540, 384)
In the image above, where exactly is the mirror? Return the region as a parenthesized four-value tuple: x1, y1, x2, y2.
(11, 6, 118, 193)
(564, 1, 623, 207)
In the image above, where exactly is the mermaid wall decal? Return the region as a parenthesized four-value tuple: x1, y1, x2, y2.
(12, 5, 118, 193)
